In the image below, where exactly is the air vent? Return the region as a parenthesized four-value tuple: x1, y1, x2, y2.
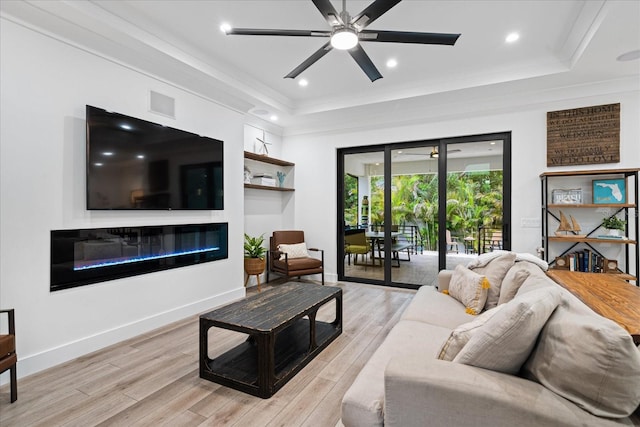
(149, 90, 175, 118)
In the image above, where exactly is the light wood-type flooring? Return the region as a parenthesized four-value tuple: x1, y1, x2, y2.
(0, 280, 416, 426)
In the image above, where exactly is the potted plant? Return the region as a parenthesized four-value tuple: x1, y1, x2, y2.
(244, 233, 267, 278)
(601, 216, 626, 237)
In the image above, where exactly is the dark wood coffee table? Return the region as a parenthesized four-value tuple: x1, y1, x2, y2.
(199, 282, 342, 398)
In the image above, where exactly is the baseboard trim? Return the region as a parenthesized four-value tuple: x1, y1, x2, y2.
(4, 287, 245, 383)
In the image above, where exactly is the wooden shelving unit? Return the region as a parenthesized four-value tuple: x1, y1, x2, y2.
(540, 168, 639, 280)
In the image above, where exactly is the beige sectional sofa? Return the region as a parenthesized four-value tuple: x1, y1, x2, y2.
(340, 252, 640, 426)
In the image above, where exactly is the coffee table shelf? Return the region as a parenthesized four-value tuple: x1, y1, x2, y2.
(204, 319, 338, 390)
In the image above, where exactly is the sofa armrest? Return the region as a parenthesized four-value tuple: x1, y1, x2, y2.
(384, 356, 594, 427)
(437, 270, 453, 292)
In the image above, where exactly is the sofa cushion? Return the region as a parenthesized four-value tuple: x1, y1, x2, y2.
(277, 242, 309, 260)
(453, 286, 561, 374)
(437, 305, 504, 361)
(341, 320, 452, 427)
(401, 285, 475, 329)
(470, 252, 516, 310)
(522, 296, 640, 418)
(447, 264, 490, 315)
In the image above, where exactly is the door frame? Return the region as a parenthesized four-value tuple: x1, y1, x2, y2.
(438, 132, 512, 270)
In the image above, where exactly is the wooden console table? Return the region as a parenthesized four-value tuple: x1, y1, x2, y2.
(547, 270, 640, 345)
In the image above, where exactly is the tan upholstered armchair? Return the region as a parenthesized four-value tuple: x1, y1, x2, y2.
(267, 230, 324, 285)
(0, 308, 17, 403)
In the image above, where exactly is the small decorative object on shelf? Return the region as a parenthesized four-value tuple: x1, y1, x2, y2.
(555, 210, 585, 237)
(277, 171, 286, 187)
(593, 178, 626, 204)
(552, 188, 583, 204)
(255, 129, 271, 156)
(603, 258, 618, 273)
(554, 255, 569, 269)
(244, 166, 252, 184)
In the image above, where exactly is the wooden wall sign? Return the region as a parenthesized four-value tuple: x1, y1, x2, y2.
(547, 103, 620, 167)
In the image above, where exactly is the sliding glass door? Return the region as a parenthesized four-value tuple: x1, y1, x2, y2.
(442, 136, 510, 271)
(338, 132, 511, 289)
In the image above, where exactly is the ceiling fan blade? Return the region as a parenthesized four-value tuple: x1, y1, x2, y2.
(284, 42, 333, 79)
(360, 30, 461, 45)
(312, 0, 343, 26)
(227, 28, 331, 37)
(350, 0, 402, 30)
(348, 45, 383, 82)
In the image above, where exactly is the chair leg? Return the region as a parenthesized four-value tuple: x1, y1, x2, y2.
(10, 364, 17, 403)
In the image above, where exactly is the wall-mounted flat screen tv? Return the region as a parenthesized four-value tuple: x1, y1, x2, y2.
(86, 105, 223, 210)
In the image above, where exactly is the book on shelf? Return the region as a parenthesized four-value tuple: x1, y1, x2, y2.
(250, 177, 276, 186)
(564, 249, 604, 273)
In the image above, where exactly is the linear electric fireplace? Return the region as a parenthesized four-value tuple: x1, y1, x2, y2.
(51, 223, 228, 291)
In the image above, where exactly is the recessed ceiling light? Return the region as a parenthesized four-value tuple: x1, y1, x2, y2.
(270, 115, 278, 121)
(102, 152, 113, 156)
(490, 141, 496, 145)
(617, 49, 640, 62)
(505, 32, 520, 43)
(94, 162, 103, 167)
(136, 154, 145, 159)
(299, 79, 309, 87)
(386, 58, 398, 68)
(220, 23, 231, 34)
(120, 124, 132, 130)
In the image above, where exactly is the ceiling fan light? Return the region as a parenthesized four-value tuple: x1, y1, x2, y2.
(331, 28, 358, 50)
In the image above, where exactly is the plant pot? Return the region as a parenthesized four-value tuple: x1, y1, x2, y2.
(608, 229, 622, 237)
(244, 257, 266, 275)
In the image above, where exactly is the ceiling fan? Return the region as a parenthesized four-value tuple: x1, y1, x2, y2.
(224, 0, 461, 82)
(397, 147, 462, 159)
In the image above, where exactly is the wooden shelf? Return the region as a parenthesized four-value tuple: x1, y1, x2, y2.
(244, 183, 294, 192)
(549, 236, 636, 244)
(244, 151, 294, 167)
(540, 168, 639, 178)
(548, 203, 636, 209)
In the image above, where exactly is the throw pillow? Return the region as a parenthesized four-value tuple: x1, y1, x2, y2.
(453, 286, 561, 374)
(522, 299, 640, 418)
(469, 252, 516, 310)
(278, 242, 309, 260)
(437, 305, 505, 361)
(497, 262, 537, 305)
(447, 264, 490, 315)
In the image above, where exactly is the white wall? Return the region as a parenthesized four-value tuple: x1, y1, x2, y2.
(283, 90, 640, 283)
(0, 19, 246, 380)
